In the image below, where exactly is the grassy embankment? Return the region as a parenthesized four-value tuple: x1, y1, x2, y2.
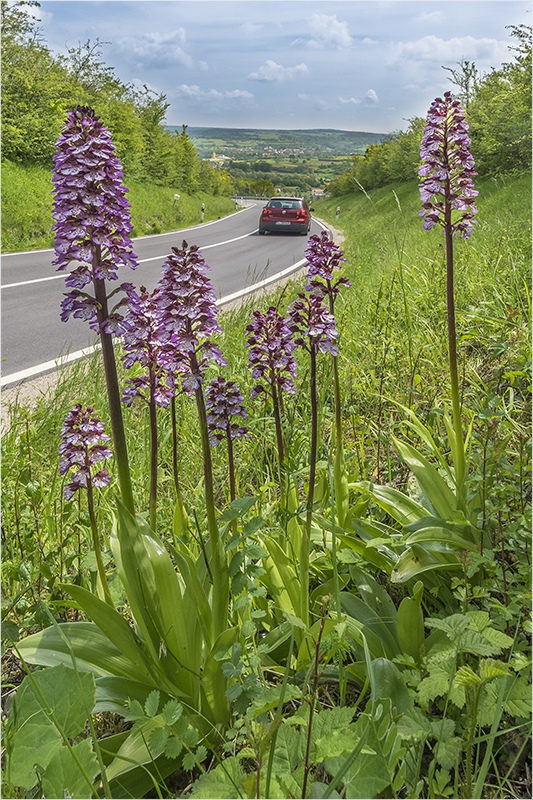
(2, 169, 530, 554)
(1, 160, 236, 253)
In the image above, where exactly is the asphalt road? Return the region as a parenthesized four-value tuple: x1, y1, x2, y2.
(1, 203, 326, 386)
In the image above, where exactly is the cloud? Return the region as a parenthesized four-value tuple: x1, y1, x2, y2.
(306, 13, 352, 49)
(386, 35, 509, 66)
(364, 89, 379, 104)
(199, 61, 209, 72)
(176, 84, 254, 104)
(338, 89, 379, 106)
(248, 60, 308, 81)
(115, 30, 194, 69)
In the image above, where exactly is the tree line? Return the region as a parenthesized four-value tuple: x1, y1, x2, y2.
(1, 0, 233, 195)
(328, 24, 532, 196)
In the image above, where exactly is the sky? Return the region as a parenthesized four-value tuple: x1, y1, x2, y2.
(34, 0, 531, 134)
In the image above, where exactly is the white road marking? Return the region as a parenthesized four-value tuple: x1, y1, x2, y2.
(1, 217, 330, 386)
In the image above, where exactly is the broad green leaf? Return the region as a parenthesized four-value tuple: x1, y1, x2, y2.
(6, 665, 95, 790)
(262, 537, 301, 618)
(396, 581, 425, 663)
(434, 736, 462, 770)
(392, 436, 462, 521)
(272, 723, 301, 774)
(404, 517, 479, 552)
(62, 583, 157, 684)
(94, 676, 172, 715)
(105, 717, 167, 782)
(454, 665, 483, 686)
(41, 739, 99, 799)
(369, 658, 412, 716)
(479, 659, 509, 682)
(391, 543, 461, 583)
(339, 592, 399, 658)
(311, 707, 359, 762)
(18, 622, 152, 682)
(201, 626, 239, 728)
(349, 480, 428, 525)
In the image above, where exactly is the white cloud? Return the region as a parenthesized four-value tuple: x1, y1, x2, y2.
(199, 61, 209, 71)
(338, 89, 378, 106)
(248, 60, 308, 81)
(307, 13, 352, 49)
(116, 30, 193, 69)
(176, 84, 254, 103)
(365, 89, 379, 104)
(386, 35, 509, 66)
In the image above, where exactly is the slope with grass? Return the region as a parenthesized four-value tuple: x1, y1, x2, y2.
(1, 161, 236, 253)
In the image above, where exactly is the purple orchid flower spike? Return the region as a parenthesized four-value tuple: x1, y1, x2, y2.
(304, 232, 350, 306)
(288, 292, 339, 357)
(205, 376, 249, 446)
(419, 91, 478, 239)
(245, 306, 297, 399)
(52, 105, 138, 334)
(157, 241, 227, 392)
(205, 376, 249, 502)
(59, 404, 114, 605)
(59, 404, 113, 500)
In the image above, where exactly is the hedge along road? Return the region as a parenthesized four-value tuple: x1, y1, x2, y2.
(1, 203, 328, 387)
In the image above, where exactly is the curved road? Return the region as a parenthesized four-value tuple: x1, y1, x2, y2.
(2, 203, 327, 386)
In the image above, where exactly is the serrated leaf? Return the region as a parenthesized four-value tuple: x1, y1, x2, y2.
(479, 659, 508, 682)
(454, 665, 483, 686)
(430, 718, 455, 742)
(149, 725, 169, 754)
(164, 737, 183, 759)
(41, 739, 99, 799)
(190, 755, 244, 797)
(466, 610, 490, 632)
(481, 626, 514, 651)
(249, 684, 302, 718)
(124, 698, 145, 721)
(161, 698, 182, 726)
(434, 736, 462, 770)
(272, 724, 302, 774)
(144, 689, 160, 718)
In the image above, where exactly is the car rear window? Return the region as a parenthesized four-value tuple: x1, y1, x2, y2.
(268, 200, 304, 210)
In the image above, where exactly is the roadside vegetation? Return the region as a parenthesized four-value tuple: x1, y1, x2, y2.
(1, 4, 531, 799)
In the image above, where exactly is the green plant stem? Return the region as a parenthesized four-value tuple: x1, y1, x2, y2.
(270, 377, 285, 466)
(444, 193, 466, 504)
(226, 426, 236, 503)
(192, 360, 228, 638)
(149, 368, 158, 532)
(93, 270, 135, 515)
(86, 476, 114, 607)
(302, 617, 325, 800)
(302, 345, 318, 630)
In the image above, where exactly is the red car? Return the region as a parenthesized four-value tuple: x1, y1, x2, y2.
(258, 197, 313, 236)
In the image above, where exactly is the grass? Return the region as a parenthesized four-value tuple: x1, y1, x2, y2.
(1, 169, 531, 798)
(1, 160, 236, 252)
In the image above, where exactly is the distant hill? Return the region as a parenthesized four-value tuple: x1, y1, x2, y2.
(166, 126, 386, 157)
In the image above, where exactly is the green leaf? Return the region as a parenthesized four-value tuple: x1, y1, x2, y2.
(391, 543, 461, 583)
(391, 436, 463, 521)
(434, 736, 462, 770)
(165, 737, 183, 760)
(161, 699, 182, 726)
(349, 480, 428, 525)
(190, 755, 244, 798)
(17, 621, 152, 683)
(150, 725, 169, 754)
(454, 665, 483, 686)
(41, 739, 99, 799)
(144, 689, 160, 718)
(6, 664, 95, 790)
